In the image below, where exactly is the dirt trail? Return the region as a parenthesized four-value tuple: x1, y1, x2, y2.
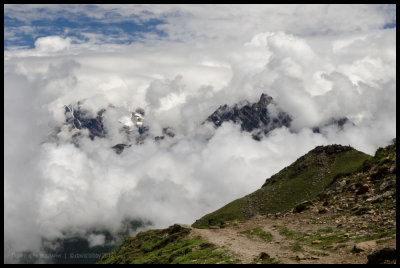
(190, 222, 289, 264)
(185, 208, 395, 264)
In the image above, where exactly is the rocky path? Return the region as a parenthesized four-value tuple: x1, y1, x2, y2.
(185, 206, 395, 264)
(189, 221, 291, 264)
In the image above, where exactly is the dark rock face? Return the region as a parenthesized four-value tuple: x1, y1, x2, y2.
(367, 247, 396, 264)
(155, 127, 175, 142)
(258, 252, 271, 260)
(205, 93, 292, 140)
(311, 144, 353, 155)
(261, 176, 277, 188)
(318, 207, 328, 214)
(58, 102, 179, 154)
(355, 184, 369, 195)
(292, 201, 313, 213)
(168, 224, 183, 234)
(312, 117, 354, 133)
(65, 104, 106, 140)
(137, 126, 149, 135)
(112, 144, 131, 154)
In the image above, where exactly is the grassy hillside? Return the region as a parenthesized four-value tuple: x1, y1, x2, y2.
(192, 145, 372, 228)
(97, 224, 238, 264)
(97, 142, 396, 264)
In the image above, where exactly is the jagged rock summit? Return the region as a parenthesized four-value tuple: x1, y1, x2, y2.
(52, 102, 153, 153)
(64, 102, 106, 140)
(206, 93, 292, 140)
(51, 93, 355, 154)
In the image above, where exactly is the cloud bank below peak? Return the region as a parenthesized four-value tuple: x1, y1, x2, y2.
(4, 4, 396, 263)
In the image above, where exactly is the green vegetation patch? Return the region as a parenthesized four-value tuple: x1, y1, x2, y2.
(192, 146, 371, 228)
(240, 227, 273, 241)
(276, 226, 304, 241)
(289, 241, 304, 252)
(362, 142, 396, 174)
(97, 225, 237, 264)
(354, 227, 396, 243)
(306, 230, 349, 251)
(192, 198, 246, 229)
(276, 224, 396, 254)
(276, 225, 351, 252)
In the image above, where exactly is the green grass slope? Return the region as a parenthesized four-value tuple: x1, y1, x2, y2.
(97, 224, 238, 264)
(192, 145, 372, 228)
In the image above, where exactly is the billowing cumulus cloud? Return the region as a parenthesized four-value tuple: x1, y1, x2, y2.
(4, 4, 396, 263)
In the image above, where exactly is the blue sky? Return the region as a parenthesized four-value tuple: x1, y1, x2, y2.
(4, 4, 396, 51)
(384, 22, 396, 29)
(4, 6, 166, 49)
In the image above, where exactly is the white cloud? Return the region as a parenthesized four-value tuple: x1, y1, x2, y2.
(35, 36, 71, 53)
(88, 234, 106, 248)
(4, 4, 396, 263)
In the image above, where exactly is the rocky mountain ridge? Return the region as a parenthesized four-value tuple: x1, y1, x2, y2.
(205, 93, 292, 140)
(52, 93, 353, 152)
